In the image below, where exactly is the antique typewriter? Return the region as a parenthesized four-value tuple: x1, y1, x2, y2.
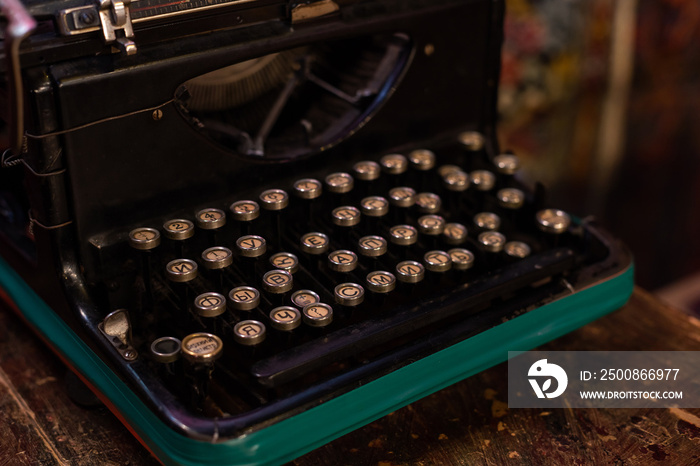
(0, 0, 633, 463)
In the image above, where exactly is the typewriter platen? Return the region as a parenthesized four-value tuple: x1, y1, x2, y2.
(0, 0, 633, 464)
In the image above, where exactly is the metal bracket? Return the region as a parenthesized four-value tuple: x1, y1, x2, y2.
(99, 309, 138, 361)
(57, 0, 137, 55)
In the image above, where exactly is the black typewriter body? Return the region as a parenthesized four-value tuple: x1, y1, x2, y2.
(0, 0, 633, 464)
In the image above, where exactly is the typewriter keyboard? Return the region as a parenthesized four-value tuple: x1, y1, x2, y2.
(108, 132, 592, 429)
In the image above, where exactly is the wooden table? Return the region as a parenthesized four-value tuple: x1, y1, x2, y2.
(1, 288, 699, 465)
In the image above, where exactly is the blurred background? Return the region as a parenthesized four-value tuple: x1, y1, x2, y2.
(498, 0, 700, 313)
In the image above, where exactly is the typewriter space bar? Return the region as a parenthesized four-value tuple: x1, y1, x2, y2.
(252, 248, 576, 388)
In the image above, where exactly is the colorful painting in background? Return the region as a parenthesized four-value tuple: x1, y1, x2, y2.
(500, 0, 700, 290)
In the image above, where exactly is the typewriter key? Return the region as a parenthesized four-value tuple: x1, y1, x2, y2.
(262, 270, 293, 294)
(293, 179, 322, 199)
(366, 271, 396, 293)
(236, 235, 267, 258)
(437, 164, 462, 178)
(162, 220, 194, 241)
(504, 241, 531, 259)
(395, 260, 425, 283)
(334, 283, 365, 306)
(353, 161, 381, 181)
(473, 212, 501, 231)
(360, 196, 389, 217)
(201, 246, 233, 270)
(291, 290, 320, 308)
(331, 206, 361, 227)
(415, 192, 442, 214)
(448, 248, 475, 270)
(496, 188, 525, 209)
(442, 170, 470, 192)
(233, 320, 266, 346)
(166, 259, 198, 282)
(389, 224, 418, 246)
(228, 286, 260, 311)
(181, 332, 223, 364)
(357, 235, 387, 257)
(417, 215, 446, 235)
(379, 153, 408, 175)
(301, 232, 330, 255)
(535, 209, 571, 234)
(458, 131, 485, 151)
(470, 170, 496, 191)
(424, 250, 452, 272)
(129, 227, 160, 250)
(328, 250, 358, 272)
(325, 172, 354, 194)
(269, 252, 299, 274)
(259, 189, 289, 211)
(302, 303, 333, 327)
(229, 200, 260, 222)
(194, 292, 226, 318)
(150, 336, 181, 364)
(195, 208, 226, 230)
(388, 187, 416, 208)
(478, 231, 506, 253)
(443, 223, 468, 245)
(269, 307, 301, 331)
(493, 154, 520, 175)
(408, 149, 436, 171)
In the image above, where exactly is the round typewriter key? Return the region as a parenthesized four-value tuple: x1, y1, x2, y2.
(162, 219, 194, 241)
(195, 208, 226, 230)
(360, 196, 389, 217)
(417, 214, 446, 235)
(331, 206, 361, 227)
(328, 250, 358, 272)
(165, 259, 198, 282)
(388, 187, 416, 208)
(458, 131, 485, 151)
(504, 241, 531, 259)
(181, 332, 223, 364)
(233, 320, 266, 346)
(396, 260, 425, 283)
(228, 286, 260, 311)
(302, 303, 333, 327)
(201, 246, 233, 270)
(150, 336, 181, 364)
(437, 164, 462, 178)
(129, 227, 160, 250)
(448, 248, 475, 270)
(493, 153, 520, 175)
(269, 252, 299, 274)
(334, 283, 365, 306)
(229, 200, 260, 222)
(353, 160, 381, 181)
(389, 224, 418, 246)
(470, 170, 496, 191)
(535, 209, 571, 234)
(380, 153, 408, 175)
(496, 188, 525, 209)
(300, 232, 330, 255)
(415, 192, 442, 214)
(236, 235, 267, 257)
(366, 271, 396, 293)
(408, 149, 436, 171)
(194, 292, 226, 318)
(357, 235, 387, 257)
(478, 231, 506, 253)
(443, 222, 468, 245)
(474, 212, 501, 231)
(262, 270, 293, 294)
(293, 178, 322, 199)
(442, 170, 470, 192)
(269, 306, 301, 331)
(424, 250, 452, 272)
(259, 189, 289, 211)
(291, 289, 320, 308)
(325, 172, 354, 194)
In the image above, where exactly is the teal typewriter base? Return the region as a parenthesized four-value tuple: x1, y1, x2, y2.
(0, 254, 633, 466)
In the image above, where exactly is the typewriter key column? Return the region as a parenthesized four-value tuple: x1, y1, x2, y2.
(365, 270, 396, 305)
(195, 208, 226, 245)
(331, 206, 361, 248)
(473, 212, 501, 233)
(458, 131, 486, 169)
(469, 170, 496, 210)
(128, 227, 161, 311)
(325, 172, 354, 206)
(269, 306, 301, 345)
(300, 232, 330, 269)
(201, 246, 234, 289)
(162, 219, 194, 258)
(423, 250, 452, 285)
(302, 303, 334, 328)
(181, 332, 223, 409)
(328, 250, 359, 285)
(259, 189, 289, 250)
(165, 258, 198, 317)
(334, 282, 365, 319)
(408, 149, 436, 191)
(493, 153, 521, 187)
(269, 252, 300, 276)
(379, 153, 409, 186)
(353, 161, 381, 197)
(359, 195, 389, 236)
(357, 235, 388, 271)
(535, 208, 571, 248)
(441, 169, 470, 216)
(448, 248, 476, 275)
(233, 320, 266, 357)
(150, 336, 182, 377)
(388, 224, 419, 260)
(417, 214, 446, 250)
(262, 269, 293, 307)
(388, 186, 416, 224)
(291, 290, 321, 310)
(229, 200, 260, 237)
(236, 235, 267, 278)
(477, 231, 507, 268)
(395, 260, 425, 295)
(228, 286, 261, 317)
(504, 241, 532, 263)
(496, 188, 525, 229)
(194, 292, 227, 334)
(292, 178, 323, 227)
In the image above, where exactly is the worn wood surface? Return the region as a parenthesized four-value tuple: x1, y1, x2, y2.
(1, 288, 699, 465)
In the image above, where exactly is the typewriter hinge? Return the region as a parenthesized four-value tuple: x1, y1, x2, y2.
(97, 0, 137, 55)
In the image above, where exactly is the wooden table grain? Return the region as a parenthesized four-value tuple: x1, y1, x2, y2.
(1, 288, 699, 465)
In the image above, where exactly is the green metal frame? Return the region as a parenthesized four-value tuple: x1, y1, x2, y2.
(0, 255, 634, 465)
